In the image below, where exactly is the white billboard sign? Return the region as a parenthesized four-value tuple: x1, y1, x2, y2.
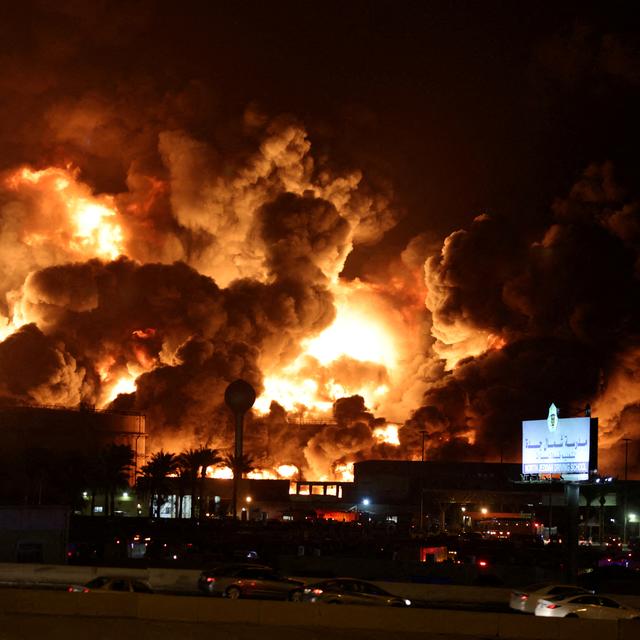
(522, 415, 592, 477)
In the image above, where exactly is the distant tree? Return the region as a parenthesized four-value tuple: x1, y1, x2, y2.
(19, 447, 51, 505)
(98, 444, 135, 516)
(223, 453, 255, 479)
(57, 452, 94, 512)
(176, 448, 202, 519)
(139, 450, 179, 518)
(224, 453, 255, 519)
(195, 446, 221, 521)
(175, 446, 221, 519)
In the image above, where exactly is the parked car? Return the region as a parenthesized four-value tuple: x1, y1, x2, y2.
(302, 578, 412, 607)
(535, 593, 640, 619)
(509, 583, 590, 614)
(197, 564, 303, 601)
(67, 575, 153, 593)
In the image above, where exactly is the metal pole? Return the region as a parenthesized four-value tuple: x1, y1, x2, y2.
(232, 412, 244, 520)
(565, 483, 579, 583)
(623, 438, 631, 546)
(224, 379, 256, 522)
(419, 430, 427, 531)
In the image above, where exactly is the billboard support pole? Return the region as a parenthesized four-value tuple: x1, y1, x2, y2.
(564, 482, 579, 583)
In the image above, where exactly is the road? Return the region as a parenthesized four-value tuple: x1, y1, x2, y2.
(0, 614, 485, 640)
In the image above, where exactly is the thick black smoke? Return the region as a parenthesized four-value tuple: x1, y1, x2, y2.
(406, 164, 640, 474)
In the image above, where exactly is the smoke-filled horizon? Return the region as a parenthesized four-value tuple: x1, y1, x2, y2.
(1, 2, 639, 479)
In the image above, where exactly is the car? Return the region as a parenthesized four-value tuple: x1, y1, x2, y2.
(509, 583, 590, 614)
(302, 578, 412, 607)
(535, 593, 640, 619)
(197, 564, 304, 601)
(67, 575, 153, 593)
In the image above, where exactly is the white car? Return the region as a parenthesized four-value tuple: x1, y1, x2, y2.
(509, 583, 590, 614)
(535, 594, 640, 619)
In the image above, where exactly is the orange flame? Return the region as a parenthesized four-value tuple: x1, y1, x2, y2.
(254, 280, 405, 416)
(373, 423, 400, 445)
(7, 166, 125, 261)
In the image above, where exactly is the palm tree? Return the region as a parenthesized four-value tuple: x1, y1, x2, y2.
(196, 446, 221, 521)
(223, 453, 255, 479)
(177, 448, 203, 519)
(99, 444, 135, 516)
(139, 450, 179, 518)
(176, 446, 221, 519)
(224, 453, 255, 519)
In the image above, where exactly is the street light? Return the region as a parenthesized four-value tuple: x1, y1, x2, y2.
(362, 498, 370, 507)
(481, 507, 488, 515)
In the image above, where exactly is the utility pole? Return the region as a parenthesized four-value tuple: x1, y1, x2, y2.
(565, 483, 580, 583)
(419, 430, 427, 531)
(623, 438, 631, 546)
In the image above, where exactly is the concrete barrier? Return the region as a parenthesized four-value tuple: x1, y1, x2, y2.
(1, 588, 634, 638)
(1, 562, 639, 614)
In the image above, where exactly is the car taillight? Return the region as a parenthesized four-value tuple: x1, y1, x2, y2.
(520, 594, 529, 601)
(478, 560, 488, 567)
(82, 588, 90, 593)
(206, 577, 216, 583)
(546, 604, 558, 609)
(67, 587, 74, 592)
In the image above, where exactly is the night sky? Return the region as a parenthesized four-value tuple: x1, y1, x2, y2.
(1, 1, 639, 477)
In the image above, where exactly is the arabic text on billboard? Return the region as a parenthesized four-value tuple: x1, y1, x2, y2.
(522, 417, 591, 476)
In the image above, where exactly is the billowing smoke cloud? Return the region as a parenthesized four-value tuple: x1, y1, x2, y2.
(0, 75, 401, 468)
(2, 3, 640, 481)
(407, 163, 640, 474)
(305, 395, 400, 480)
(0, 323, 86, 405)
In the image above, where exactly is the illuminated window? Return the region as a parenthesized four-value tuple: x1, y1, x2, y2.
(326, 485, 337, 496)
(298, 484, 310, 495)
(312, 485, 325, 495)
(289, 481, 297, 495)
(338, 486, 343, 498)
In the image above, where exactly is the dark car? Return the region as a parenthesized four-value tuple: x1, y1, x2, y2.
(302, 578, 412, 607)
(197, 564, 304, 601)
(67, 575, 153, 593)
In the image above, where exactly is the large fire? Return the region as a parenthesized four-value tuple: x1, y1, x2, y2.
(253, 281, 405, 416)
(1, 148, 632, 479)
(7, 167, 124, 261)
(0, 160, 411, 481)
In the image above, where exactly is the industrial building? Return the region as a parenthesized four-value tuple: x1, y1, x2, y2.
(0, 402, 147, 481)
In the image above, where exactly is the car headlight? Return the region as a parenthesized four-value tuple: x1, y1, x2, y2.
(404, 599, 412, 606)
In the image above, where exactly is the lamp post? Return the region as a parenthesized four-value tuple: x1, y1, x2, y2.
(623, 438, 631, 546)
(224, 379, 256, 520)
(419, 430, 427, 531)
